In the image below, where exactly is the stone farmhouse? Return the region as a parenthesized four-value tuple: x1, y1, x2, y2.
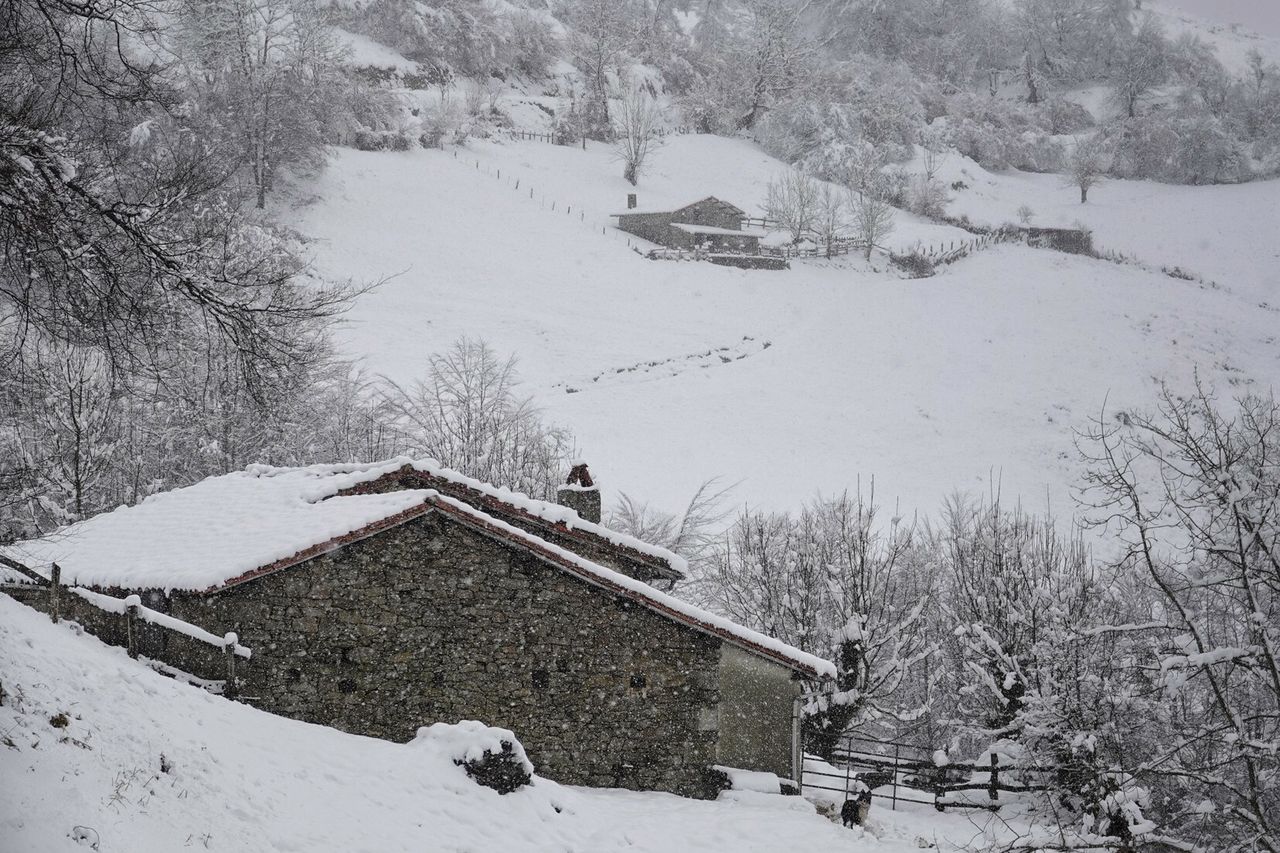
(613, 195, 764, 254)
(3, 459, 833, 798)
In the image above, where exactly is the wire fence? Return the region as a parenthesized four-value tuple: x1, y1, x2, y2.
(448, 148, 651, 254)
(512, 126, 696, 147)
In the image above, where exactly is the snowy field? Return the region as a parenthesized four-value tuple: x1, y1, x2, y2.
(287, 134, 1278, 518)
(0, 596, 1020, 853)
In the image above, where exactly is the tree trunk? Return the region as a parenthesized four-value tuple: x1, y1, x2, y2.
(624, 161, 637, 186)
(1080, 185, 1088, 203)
(1024, 54, 1040, 105)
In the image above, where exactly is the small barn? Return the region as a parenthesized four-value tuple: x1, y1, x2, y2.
(3, 458, 833, 799)
(614, 196, 763, 253)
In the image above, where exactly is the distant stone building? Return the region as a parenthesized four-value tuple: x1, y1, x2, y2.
(614, 196, 763, 253)
(3, 459, 833, 798)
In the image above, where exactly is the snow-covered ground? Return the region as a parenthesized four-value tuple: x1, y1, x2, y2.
(934, 151, 1280, 306)
(286, 134, 1277, 517)
(0, 595, 1018, 852)
(1147, 0, 1280, 72)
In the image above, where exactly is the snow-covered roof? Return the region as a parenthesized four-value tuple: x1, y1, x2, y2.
(1, 463, 430, 592)
(1, 460, 832, 678)
(670, 223, 763, 237)
(333, 457, 686, 577)
(612, 196, 745, 217)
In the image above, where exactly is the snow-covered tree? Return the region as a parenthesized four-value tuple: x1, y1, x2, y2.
(1081, 384, 1280, 852)
(564, 0, 635, 139)
(176, 0, 349, 208)
(1067, 137, 1107, 202)
(728, 0, 812, 129)
(1108, 15, 1168, 119)
(695, 490, 935, 758)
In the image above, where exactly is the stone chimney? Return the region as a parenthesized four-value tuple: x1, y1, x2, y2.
(557, 461, 601, 524)
(627, 193, 637, 210)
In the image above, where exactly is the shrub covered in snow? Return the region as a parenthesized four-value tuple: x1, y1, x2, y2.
(411, 721, 534, 795)
(1103, 112, 1250, 184)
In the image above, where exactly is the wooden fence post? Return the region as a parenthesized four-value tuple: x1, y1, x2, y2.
(223, 633, 239, 699)
(124, 595, 140, 658)
(892, 743, 900, 811)
(989, 753, 999, 801)
(49, 563, 61, 623)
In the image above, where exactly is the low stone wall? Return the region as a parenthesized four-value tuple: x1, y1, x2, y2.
(3, 584, 241, 686)
(709, 254, 789, 271)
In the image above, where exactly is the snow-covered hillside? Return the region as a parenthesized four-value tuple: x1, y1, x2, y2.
(0, 595, 1013, 852)
(288, 134, 1278, 516)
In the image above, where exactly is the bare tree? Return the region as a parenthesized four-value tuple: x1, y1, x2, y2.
(846, 186, 895, 260)
(610, 478, 736, 582)
(814, 182, 846, 258)
(378, 339, 575, 501)
(613, 87, 663, 186)
(0, 0, 355, 388)
(1067, 138, 1107, 203)
(764, 169, 820, 243)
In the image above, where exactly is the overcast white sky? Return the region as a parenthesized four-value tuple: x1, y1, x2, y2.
(1154, 0, 1280, 38)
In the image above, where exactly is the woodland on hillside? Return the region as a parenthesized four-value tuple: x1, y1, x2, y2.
(1, 2, 1276, 851)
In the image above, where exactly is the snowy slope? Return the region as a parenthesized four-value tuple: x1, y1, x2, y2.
(1147, 0, 1280, 72)
(287, 135, 1277, 517)
(0, 594, 1012, 852)
(931, 149, 1280, 305)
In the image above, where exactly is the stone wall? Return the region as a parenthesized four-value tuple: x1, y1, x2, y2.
(2, 584, 238, 685)
(168, 512, 725, 797)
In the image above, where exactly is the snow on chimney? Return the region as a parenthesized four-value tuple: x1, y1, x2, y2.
(627, 193, 637, 209)
(557, 461, 601, 524)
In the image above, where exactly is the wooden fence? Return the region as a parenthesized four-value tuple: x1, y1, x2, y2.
(802, 731, 1049, 812)
(513, 125, 695, 146)
(1, 558, 251, 696)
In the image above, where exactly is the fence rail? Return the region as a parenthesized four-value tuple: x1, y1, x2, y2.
(513, 125, 695, 147)
(801, 730, 1050, 812)
(2, 559, 251, 697)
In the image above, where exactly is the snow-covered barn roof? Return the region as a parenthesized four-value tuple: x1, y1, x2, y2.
(670, 223, 763, 237)
(333, 458, 685, 580)
(612, 196, 747, 217)
(2, 461, 833, 680)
